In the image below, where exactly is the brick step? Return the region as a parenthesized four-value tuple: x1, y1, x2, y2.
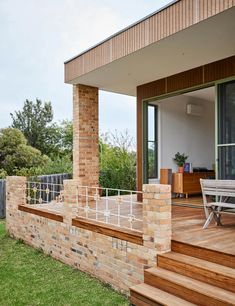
(172, 240, 235, 269)
(158, 251, 235, 293)
(144, 267, 235, 306)
(130, 283, 196, 306)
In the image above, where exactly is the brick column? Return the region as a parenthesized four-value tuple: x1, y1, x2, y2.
(6, 176, 26, 234)
(142, 184, 171, 253)
(73, 84, 99, 186)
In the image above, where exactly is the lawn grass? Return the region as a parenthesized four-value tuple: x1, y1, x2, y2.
(0, 220, 129, 306)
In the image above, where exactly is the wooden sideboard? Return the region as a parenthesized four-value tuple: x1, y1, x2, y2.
(172, 171, 215, 198)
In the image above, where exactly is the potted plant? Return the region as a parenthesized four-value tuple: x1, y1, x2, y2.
(173, 152, 188, 173)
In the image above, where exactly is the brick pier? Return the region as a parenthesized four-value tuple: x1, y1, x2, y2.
(73, 84, 99, 186)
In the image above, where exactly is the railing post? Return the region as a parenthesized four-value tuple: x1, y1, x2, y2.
(6, 176, 27, 235)
(63, 179, 78, 223)
(142, 184, 171, 254)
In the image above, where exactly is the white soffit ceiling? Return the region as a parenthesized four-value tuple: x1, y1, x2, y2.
(71, 7, 235, 97)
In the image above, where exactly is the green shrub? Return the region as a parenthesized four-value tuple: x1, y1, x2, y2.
(36, 155, 72, 175)
(99, 131, 136, 191)
(0, 168, 7, 179)
(0, 128, 49, 176)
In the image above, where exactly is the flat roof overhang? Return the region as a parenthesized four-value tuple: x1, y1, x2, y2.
(64, 6, 235, 96)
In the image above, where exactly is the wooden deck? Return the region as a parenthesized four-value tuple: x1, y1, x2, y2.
(172, 205, 235, 255)
(171, 195, 235, 256)
(172, 195, 203, 207)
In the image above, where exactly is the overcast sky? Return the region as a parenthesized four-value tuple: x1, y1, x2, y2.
(0, 0, 170, 140)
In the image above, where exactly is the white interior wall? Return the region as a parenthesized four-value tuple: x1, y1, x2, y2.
(154, 94, 215, 174)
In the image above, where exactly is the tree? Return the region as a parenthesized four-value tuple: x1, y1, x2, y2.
(10, 99, 60, 156)
(56, 120, 73, 158)
(0, 128, 49, 177)
(99, 131, 136, 191)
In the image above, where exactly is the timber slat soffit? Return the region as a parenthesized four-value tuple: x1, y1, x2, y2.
(18, 205, 63, 222)
(64, 0, 235, 82)
(72, 217, 143, 245)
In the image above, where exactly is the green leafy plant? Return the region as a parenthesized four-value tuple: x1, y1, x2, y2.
(0, 128, 49, 176)
(173, 152, 188, 167)
(0, 168, 7, 179)
(99, 131, 136, 192)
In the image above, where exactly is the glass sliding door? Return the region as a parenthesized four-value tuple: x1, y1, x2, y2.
(143, 103, 158, 183)
(217, 80, 235, 179)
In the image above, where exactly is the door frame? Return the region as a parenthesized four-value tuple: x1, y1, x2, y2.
(215, 78, 235, 179)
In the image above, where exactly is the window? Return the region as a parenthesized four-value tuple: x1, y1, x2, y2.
(218, 80, 235, 179)
(143, 103, 158, 182)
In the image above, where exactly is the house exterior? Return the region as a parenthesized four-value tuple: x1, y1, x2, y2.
(64, 0, 235, 192)
(5, 2, 235, 305)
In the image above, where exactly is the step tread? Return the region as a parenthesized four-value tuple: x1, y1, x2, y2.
(146, 267, 235, 303)
(171, 240, 235, 269)
(130, 283, 196, 306)
(159, 251, 235, 278)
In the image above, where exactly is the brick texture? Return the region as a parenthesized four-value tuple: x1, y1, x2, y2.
(73, 84, 99, 186)
(143, 184, 172, 254)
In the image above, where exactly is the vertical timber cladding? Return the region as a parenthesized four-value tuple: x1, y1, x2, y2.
(64, 0, 235, 83)
(136, 56, 235, 192)
(73, 84, 99, 186)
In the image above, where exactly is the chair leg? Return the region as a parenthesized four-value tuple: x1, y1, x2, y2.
(203, 211, 214, 229)
(213, 206, 222, 226)
(204, 206, 210, 219)
(214, 213, 222, 226)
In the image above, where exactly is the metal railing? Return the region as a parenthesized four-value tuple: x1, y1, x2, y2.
(26, 181, 64, 205)
(25, 180, 143, 232)
(75, 186, 143, 232)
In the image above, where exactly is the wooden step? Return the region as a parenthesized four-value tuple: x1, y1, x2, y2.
(158, 251, 235, 293)
(172, 240, 235, 269)
(130, 283, 196, 306)
(145, 267, 235, 306)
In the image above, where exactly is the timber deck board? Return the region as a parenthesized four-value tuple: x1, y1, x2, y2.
(130, 283, 196, 306)
(172, 206, 235, 256)
(158, 251, 235, 291)
(18, 204, 63, 222)
(145, 267, 235, 306)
